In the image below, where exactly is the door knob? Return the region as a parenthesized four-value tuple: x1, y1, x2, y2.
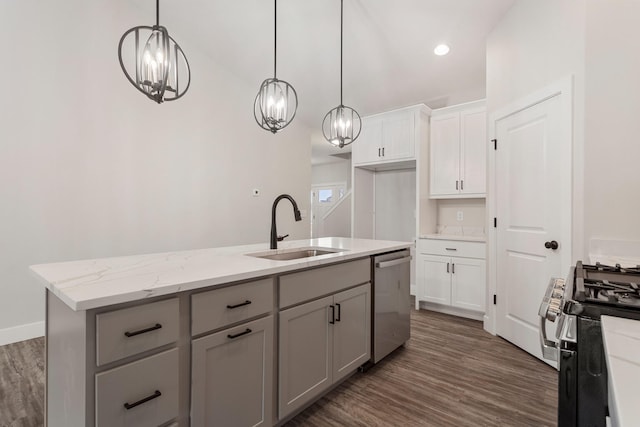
(544, 240, 559, 250)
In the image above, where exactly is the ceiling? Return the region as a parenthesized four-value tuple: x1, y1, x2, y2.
(138, 0, 516, 163)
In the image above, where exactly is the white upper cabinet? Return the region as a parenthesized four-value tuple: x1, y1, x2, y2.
(352, 106, 422, 166)
(430, 101, 486, 198)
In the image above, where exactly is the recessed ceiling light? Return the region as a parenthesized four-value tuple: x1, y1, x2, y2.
(434, 44, 450, 56)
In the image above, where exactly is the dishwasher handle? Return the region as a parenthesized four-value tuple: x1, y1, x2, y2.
(376, 256, 412, 269)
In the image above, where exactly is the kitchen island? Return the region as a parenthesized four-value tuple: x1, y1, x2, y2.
(31, 237, 411, 427)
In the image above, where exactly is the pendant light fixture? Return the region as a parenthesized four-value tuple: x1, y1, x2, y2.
(118, 0, 191, 103)
(322, 0, 361, 148)
(254, 0, 298, 133)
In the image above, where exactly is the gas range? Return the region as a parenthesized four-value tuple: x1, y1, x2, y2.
(563, 261, 640, 320)
(539, 261, 640, 427)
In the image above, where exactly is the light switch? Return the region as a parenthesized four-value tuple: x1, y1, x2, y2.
(456, 211, 464, 221)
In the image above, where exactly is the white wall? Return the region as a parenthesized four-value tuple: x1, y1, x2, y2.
(436, 199, 486, 229)
(583, 0, 640, 250)
(0, 1, 311, 343)
(311, 159, 351, 189)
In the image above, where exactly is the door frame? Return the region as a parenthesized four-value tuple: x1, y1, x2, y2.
(485, 76, 576, 335)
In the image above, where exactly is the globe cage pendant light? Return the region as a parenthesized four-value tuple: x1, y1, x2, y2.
(322, 0, 361, 148)
(117, 0, 191, 103)
(254, 0, 298, 133)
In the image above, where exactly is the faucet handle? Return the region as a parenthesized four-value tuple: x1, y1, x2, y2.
(277, 234, 289, 242)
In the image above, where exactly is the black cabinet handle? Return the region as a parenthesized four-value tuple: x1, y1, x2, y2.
(329, 305, 335, 324)
(227, 328, 252, 339)
(447, 262, 450, 273)
(452, 263, 455, 274)
(461, 180, 464, 190)
(124, 390, 161, 410)
(378, 148, 381, 157)
(382, 147, 385, 156)
(124, 323, 162, 338)
(226, 300, 252, 309)
(336, 303, 341, 322)
(456, 180, 459, 190)
(545, 240, 559, 250)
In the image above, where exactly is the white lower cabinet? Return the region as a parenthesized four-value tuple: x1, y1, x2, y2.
(278, 283, 371, 419)
(191, 316, 274, 427)
(417, 239, 486, 317)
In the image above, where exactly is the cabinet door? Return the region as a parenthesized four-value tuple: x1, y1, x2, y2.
(352, 116, 383, 165)
(279, 295, 333, 419)
(419, 255, 451, 305)
(333, 283, 371, 382)
(382, 110, 415, 161)
(451, 258, 486, 312)
(430, 112, 460, 196)
(460, 107, 487, 196)
(191, 316, 274, 427)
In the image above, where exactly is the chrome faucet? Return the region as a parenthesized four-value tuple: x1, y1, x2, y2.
(270, 194, 302, 249)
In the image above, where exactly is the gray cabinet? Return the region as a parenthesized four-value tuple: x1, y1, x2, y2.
(278, 295, 334, 418)
(278, 283, 371, 419)
(332, 285, 371, 382)
(95, 348, 179, 427)
(191, 316, 274, 427)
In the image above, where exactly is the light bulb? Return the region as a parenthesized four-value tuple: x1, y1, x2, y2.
(434, 44, 450, 56)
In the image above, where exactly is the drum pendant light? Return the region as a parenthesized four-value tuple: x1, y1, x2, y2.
(322, 0, 361, 148)
(118, 0, 191, 103)
(254, 0, 298, 133)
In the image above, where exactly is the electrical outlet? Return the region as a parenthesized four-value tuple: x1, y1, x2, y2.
(456, 211, 464, 221)
(252, 189, 260, 197)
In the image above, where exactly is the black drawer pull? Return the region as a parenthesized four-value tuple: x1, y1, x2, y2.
(124, 323, 162, 338)
(124, 390, 161, 410)
(226, 300, 252, 309)
(228, 328, 252, 339)
(336, 303, 341, 322)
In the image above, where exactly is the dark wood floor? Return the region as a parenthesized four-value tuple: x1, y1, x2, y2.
(284, 309, 557, 427)
(0, 308, 557, 427)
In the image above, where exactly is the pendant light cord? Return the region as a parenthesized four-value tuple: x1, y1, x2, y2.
(156, 0, 160, 27)
(274, 0, 277, 78)
(340, 0, 343, 105)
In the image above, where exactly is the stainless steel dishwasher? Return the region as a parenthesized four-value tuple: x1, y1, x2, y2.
(372, 249, 412, 363)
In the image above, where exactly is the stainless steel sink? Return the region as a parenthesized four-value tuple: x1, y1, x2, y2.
(246, 247, 344, 261)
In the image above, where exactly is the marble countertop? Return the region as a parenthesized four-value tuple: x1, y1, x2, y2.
(30, 237, 411, 311)
(601, 315, 640, 427)
(419, 234, 486, 243)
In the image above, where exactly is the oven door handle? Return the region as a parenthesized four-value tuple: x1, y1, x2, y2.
(539, 315, 558, 362)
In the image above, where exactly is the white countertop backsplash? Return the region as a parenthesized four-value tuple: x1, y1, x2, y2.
(601, 315, 640, 427)
(419, 226, 486, 242)
(30, 237, 411, 311)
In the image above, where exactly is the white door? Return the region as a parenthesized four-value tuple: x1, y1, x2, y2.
(451, 258, 486, 312)
(418, 254, 451, 305)
(495, 93, 571, 362)
(352, 116, 382, 165)
(382, 110, 414, 161)
(460, 108, 487, 196)
(430, 112, 460, 196)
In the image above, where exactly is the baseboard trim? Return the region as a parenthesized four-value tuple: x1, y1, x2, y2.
(0, 321, 45, 346)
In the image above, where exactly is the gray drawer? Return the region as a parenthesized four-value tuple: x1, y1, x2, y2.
(279, 258, 371, 308)
(96, 298, 179, 366)
(95, 348, 179, 427)
(191, 278, 274, 336)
